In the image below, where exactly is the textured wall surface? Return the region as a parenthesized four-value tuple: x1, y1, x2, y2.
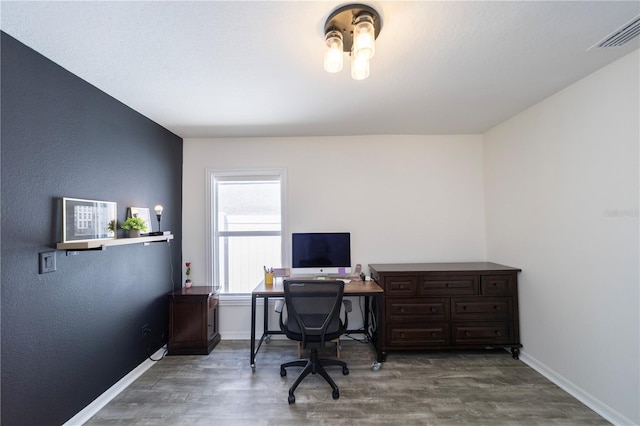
(483, 50, 639, 425)
(1, 32, 183, 425)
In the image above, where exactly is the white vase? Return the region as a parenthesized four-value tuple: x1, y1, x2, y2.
(129, 229, 141, 238)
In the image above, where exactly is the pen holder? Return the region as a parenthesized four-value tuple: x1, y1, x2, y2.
(264, 272, 274, 286)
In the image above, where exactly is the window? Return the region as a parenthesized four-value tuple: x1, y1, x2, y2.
(207, 169, 287, 294)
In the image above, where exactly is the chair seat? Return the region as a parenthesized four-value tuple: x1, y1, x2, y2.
(283, 314, 343, 344)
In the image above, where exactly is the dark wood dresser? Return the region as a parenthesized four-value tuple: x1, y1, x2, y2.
(168, 286, 221, 355)
(369, 262, 521, 361)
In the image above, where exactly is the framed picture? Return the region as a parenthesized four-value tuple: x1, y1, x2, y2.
(128, 207, 152, 234)
(62, 197, 117, 243)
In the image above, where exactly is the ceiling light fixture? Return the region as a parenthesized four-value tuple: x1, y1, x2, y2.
(323, 4, 382, 80)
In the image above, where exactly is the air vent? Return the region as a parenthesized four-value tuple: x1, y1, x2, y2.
(593, 15, 640, 48)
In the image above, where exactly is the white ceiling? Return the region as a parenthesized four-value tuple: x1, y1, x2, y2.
(1, 1, 639, 138)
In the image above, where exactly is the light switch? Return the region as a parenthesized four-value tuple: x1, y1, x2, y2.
(39, 251, 56, 274)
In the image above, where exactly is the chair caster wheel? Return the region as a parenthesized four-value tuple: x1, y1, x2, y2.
(251, 364, 255, 372)
(371, 362, 382, 371)
(280, 368, 286, 377)
(342, 367, 349, 375)
(288, 395, 295, 404)
(332, 389, 339, 400)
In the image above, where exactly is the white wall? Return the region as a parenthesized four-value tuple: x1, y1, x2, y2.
(483, 50, 639, 425)
(183, 135, 487, 337)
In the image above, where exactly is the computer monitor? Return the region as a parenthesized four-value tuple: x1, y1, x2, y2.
(291, 232, 351, 276)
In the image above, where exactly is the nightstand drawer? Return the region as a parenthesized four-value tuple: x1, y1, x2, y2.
(387, 323, 450, 346)
(453, 322, 513, 344)
(419, 275, 478, 296)
(386, 298, 449, 322)
(451, 297, 513, 321)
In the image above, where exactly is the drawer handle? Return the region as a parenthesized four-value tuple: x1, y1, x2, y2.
(430, 307, 436, 313)
(494, 305, 500, 310)
(462, 305, 467, 310)
(399, 284, 404, 289)
(400, 332, 405, 338)
(493, 282, 499, 287)
(445, 282, 450, 287)
(465, 331, 471, 336)
(431, 332, 437, 337)
(495, 331, 502, 336)
(400, 307, 405, 313)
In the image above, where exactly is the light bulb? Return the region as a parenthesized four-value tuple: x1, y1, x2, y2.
(351, 54, 370, 80)
(353, 14, 375, 60)
(323, 30, 344, 73)
(154, 205, 164, 215)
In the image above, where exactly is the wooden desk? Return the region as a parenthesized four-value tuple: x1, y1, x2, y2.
(250, 278, 385, 371)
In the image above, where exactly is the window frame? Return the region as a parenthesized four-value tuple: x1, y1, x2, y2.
(206, 168, 288, 296)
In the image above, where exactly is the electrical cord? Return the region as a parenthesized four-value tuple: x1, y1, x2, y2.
(343, 333, 369, 344)
(151, 239, 174, 362)
(343, 296, 371, 344)
(148, 344, 168, 362)
(167, 240, 175, 292)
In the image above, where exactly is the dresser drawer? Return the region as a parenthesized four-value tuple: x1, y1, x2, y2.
(386, 323, 451, 346)
(451, 297, 513, 321)
(481, 274, 516, 296)
(384, 276, 417, 296)
(452, 322, 513, 344)
(419, 275, 478, 296)
(386, 298, 449, 322)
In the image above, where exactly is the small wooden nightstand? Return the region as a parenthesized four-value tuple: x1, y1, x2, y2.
(168, 286, 221, 355)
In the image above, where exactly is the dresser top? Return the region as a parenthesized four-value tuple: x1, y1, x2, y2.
(170, 286, 219, 297)
(368, 262, 521, 273)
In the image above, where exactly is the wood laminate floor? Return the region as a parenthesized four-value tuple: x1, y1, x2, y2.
(87, 339, 608, 425)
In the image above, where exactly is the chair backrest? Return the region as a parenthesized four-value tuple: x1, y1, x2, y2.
(282, 280, 345, 349)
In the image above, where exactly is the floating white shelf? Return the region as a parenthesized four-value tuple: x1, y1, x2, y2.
(57, 234, 173, 251)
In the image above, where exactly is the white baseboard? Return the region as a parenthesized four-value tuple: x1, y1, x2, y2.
(63, 347, 165, 426)
(519, 351, 636, 426)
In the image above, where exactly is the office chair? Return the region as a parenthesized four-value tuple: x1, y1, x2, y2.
(279, 280, 349, 404)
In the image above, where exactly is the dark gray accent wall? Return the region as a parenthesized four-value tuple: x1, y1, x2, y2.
(1, 32, 183, 425)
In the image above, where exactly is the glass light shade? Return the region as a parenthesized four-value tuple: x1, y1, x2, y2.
(323, 31, 344, 73)
(353, 14, 375, 60)
(154, 205, 164, 215)
(351, 54, 370, 80)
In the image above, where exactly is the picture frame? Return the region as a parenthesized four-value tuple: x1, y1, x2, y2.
(62, 197, 117, 243)
(128, 207, 152, 234)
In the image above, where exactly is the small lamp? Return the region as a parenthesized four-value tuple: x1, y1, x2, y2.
(148, 205, 164, 236)
(154, 204, 163, 230)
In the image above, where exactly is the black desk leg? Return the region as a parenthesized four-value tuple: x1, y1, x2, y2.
(363, 296, 370, 338)
(362, 294, 383, 371)
(373, 293, 384, 366)
(250, 294, 257, 371)
(263, 296, 269, 336)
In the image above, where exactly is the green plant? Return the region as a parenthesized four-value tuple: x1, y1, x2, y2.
(107, 220, 117, 233)
(120, 216, 147, 232)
